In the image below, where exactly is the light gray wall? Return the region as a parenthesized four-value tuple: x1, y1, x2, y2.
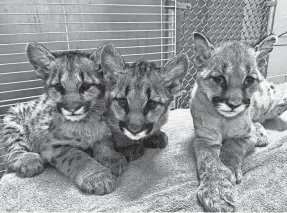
(267, 0, 287, 83)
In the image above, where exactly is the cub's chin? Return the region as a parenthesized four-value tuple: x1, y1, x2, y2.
(215, 103, 248, 118)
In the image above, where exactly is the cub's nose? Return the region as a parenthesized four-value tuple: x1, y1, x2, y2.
(226, 102, 241, 110)
(64, 102, 82, 112)
(119, 121, 143, 135)
(127, 123, 143, 135)
(57, 102, 82, 113)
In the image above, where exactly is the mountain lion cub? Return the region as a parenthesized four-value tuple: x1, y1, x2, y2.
(100, 44, 189, 161)
(2, 43, 126, 195)
(190, 32, 276, 211)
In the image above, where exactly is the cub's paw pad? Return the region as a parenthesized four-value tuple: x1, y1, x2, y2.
(254, 123, 269, 147)
(95, 153, 128, 176)
(78, 171, 117, 195)
(197, 166, 236, 212)
(143, 131, 168, 149)
(13, 153, 44, 177)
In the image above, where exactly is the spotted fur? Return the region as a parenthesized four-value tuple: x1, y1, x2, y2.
(1, 42, 126, 195)
(190, 32, 277, 212)
(251, 80, 287, 123)
(100, 44, 189, 161)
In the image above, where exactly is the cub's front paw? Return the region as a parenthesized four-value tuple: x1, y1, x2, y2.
(254, 123, 268, 147)
(220, 153, 243, 184)
(197, 164, 236, 212)
(95, 152, 128, 177)
(76, 170, 117, 195)
(116, 143, 145, 162)
(143, 131, 168, 149)
(11, 153, 44, 177)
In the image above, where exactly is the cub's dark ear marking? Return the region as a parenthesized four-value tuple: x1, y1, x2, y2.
(253, 35, 277, 77)
(161, 53, 189, 95)
(193, 32, 214, 67)
(26, 42, 55, 80)
(100, 43, 125, 86)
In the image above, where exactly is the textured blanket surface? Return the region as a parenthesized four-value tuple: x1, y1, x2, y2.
(1, 109, 287, 212)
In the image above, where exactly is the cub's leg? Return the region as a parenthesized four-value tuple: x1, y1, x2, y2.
(115, 142, 146, 162)
(142, 130, 168, 149)
(42, 144, 117, 195)
(115, 131, 168, 162)
(5, 150, 44, 178)
(93, 138, 128, 177)
(2, 121, 44, 178)
(220, 135, 257, 184)
(254, 122, 268, 147)
(194, 138, 236, 212)
(113, 133, 146, 162)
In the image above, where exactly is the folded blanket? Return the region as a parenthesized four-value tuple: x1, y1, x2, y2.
(0, 109, 287, 212)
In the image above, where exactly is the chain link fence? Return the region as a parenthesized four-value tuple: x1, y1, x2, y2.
(171, 0, 276, 109)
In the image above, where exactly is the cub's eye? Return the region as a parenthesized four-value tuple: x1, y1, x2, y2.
(53, 83, 65, 94)
(212, 75, 225, 84)
(79, 83, 92, 93)
(117, 98, 128, 108)
(147, 100, 158, 110)
(244, 76, 255, 87)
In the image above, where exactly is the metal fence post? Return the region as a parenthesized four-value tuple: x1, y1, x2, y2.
(266, 0, 277, 35)
(265, 0, 277, 78)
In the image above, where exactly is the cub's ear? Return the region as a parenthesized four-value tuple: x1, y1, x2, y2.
(26, 42, 55, 80)
(193, 32, 214, 67)
(90, 43, 107, 67)
(161, 53, 189, 95)
(254, 35, 277, 70)
(100, 43, 125, 86)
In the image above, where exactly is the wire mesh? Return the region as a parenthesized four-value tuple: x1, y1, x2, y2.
(174, 0, 274, 109)
(0, 0, 176, 117)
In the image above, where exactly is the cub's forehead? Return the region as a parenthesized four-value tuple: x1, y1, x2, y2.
(111, 63, 169, 102)
(48, 53, 101, 84)
(208, 42, 257, 73)
(213, 42, 256, 62)
(55, 55, 96, 72)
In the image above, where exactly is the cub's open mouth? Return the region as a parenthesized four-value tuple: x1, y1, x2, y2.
(217, 109, 243, 117)
(64, 114, 87, 121)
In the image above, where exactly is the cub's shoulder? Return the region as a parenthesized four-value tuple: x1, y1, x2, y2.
(3, 94, 55, 129)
